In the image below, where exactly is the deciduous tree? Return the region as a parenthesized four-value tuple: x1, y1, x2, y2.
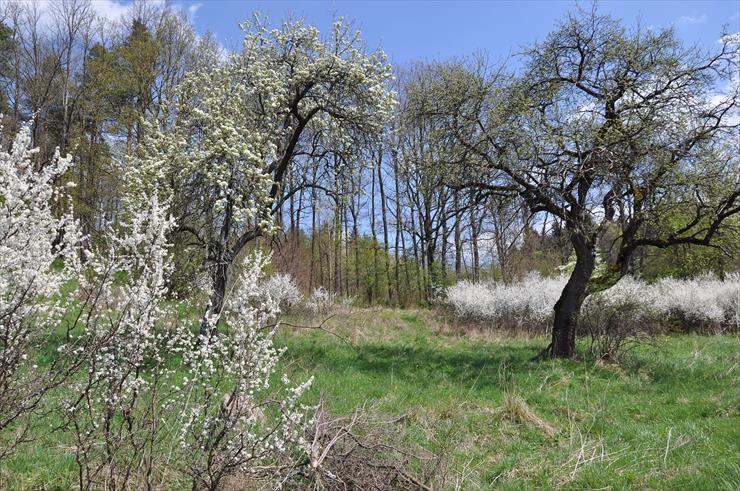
(438, 8, 740, 357)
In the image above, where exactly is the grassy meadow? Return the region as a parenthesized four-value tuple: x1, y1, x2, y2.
(1, 308, 739, 490)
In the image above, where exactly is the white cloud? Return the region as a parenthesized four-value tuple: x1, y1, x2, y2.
(21, 1, 136, 29)
(677, 14, 707, 25)
(17, 0, 201, 29)
(188, 3, 203, 17)
(171, 2, 203, 20)
(90, 0, 132, 23)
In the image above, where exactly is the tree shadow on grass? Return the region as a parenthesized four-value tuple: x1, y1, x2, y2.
(283, 334, 734, 394)
(283, 339, 585, 391)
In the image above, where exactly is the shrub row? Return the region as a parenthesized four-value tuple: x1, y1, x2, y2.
(443, 273, 740, 335)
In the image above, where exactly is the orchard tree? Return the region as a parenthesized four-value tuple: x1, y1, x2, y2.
(438, 9, 740, 357)
(133, 16, 394, 325)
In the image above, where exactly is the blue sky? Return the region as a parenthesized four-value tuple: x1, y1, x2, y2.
(183, 0, 739, 65)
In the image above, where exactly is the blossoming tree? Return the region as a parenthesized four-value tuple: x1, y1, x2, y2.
(133, 16, 395, 326)
(1, 122, 314, 482)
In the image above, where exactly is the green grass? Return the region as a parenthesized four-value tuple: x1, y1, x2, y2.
(277, 309, 740, 489)
(2, 308, 739, 489)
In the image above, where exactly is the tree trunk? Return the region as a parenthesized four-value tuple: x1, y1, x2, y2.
(454, 191, 462, 279)
(551, 233, 596, 358)
(423, 200, 435, 297)
(470, 194, 480, 282)
(203, 260, 229, 336)
(441, 213, 448, 282)
(352, 170, 362, 297)
(409, 201, 423, 303)
(345, 200, 352, 297)
(288, 167, 295, 232)
(377, 152, 392, 304)
(309, 188, 317, 291)
(370, 161, 379, 304)
(399, 215, 411, 306)
(296, 186, 303, 232)
(202, 192, 235, 336)
(393, 157, 403, 305)
(333, 195, 341, 294)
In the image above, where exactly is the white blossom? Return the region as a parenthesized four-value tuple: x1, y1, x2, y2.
(263, 272, 303, 311)
(444, 273, 740, 332)
(0, 123, 81, 452)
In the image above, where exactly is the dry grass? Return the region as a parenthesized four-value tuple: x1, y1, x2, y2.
(501, 394, 559, 436)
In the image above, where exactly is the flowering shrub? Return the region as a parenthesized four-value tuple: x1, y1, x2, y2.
(443, 273, 567, 332)
(651, 275, 740, 332)
(262, 272, 303, 311)
(719, 274, 740, 330)
(0, 125, 81, 458)
(178, 252, 313, 489)
(62, 194, 182, 489)
(580, 277, 660, 359)
(62, 210, 313, 488)
(444, 274, 740, 334)
(0, 125, 313, 485)
(305, 287, 338, 315)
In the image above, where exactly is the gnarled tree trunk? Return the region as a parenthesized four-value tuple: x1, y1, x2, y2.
(551, 233, 595, 358)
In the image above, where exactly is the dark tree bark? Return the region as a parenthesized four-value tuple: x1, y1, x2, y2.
(377, 150, 392, 303)
(409, 200, 424, 303)
(551, 232, 596, 358)
(351, 170, 362, 297)
(393, 156, 404, 305)
(288, 167, 295, 232)
(202, 188, 238, 335)
(422, 201, 435, 297)
(309, 186, 317, 291)
(454, 191, 462, 278)
(333, 174, 342, 294)
(441, 211, 448, 281)
(344, 197, 351, 296)
(370, 160, 379, 304)
(470, 194, 480, 282)
(204, 261, 229, 334)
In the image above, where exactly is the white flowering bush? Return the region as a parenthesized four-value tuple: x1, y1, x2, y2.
(444, 273, 740, 335)
(62, 194, 182, 489)
(305, 287, 338, 315)
(58, 205, 313, 489)
(178, 252, 313, 489)
(0, 125, 82, 458)
(0, 125, 313, 484)
(578, 274, 740, 358)
(580, 277, 661, 359)
(719, 274, 740, 330)
(53, 203, 315, 489)
(651, 275, 740, 332)
(263, 272, 303, 311)
(443, 273, 567, 332)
